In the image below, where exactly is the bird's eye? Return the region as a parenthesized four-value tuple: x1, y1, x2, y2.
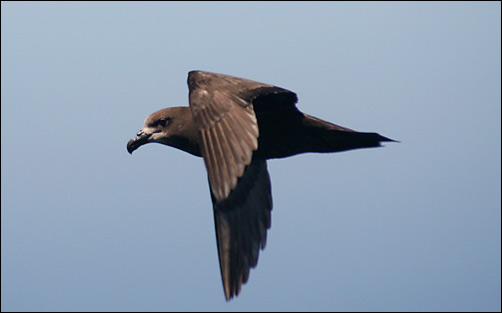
(151, 117, 171, 128)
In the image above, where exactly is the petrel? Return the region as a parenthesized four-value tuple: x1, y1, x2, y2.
(127, 70, 395, 300)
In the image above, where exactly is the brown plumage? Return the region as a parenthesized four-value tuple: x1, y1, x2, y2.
(127, 70, 395, 300)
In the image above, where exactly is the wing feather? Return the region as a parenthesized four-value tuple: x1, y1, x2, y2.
(190, 88, 258, 202)
(213, 160, 272, 300)
(187, 71, 277, 300)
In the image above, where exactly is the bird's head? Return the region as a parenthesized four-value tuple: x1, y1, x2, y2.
(127, 107, 201, 156)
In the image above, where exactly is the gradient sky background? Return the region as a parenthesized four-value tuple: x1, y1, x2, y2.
(1, 2, 500, 312)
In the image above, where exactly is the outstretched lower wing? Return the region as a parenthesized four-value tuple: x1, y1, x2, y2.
(212, 159, 272, 300)
(188, 71, 283, 299)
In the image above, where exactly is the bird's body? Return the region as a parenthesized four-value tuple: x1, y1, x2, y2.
(127, 71, 395, 300)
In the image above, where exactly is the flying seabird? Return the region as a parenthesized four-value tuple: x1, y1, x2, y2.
(127, 70, 395, 301)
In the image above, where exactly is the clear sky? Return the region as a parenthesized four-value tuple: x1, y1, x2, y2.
(1, 2, 500, 311)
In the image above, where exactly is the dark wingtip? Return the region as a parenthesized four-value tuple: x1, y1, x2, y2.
(224, 289, 239, 301)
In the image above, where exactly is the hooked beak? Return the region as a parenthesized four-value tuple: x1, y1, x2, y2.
(127, 131, 151, 154)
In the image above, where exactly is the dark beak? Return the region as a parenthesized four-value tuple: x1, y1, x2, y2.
(127, 131, 151, 154)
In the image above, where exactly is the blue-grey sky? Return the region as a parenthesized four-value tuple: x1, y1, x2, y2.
(1, 2, 500, 311)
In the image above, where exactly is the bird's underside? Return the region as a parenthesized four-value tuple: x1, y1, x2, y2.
(127, 70, 395, 300)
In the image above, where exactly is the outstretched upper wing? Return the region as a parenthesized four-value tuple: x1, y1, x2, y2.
(187, 71, 288, 299)
(188, 70, 277, 201)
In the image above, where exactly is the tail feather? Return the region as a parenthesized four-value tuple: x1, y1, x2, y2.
(310, 129, 395, 153)
(302, 114, 396, 153)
